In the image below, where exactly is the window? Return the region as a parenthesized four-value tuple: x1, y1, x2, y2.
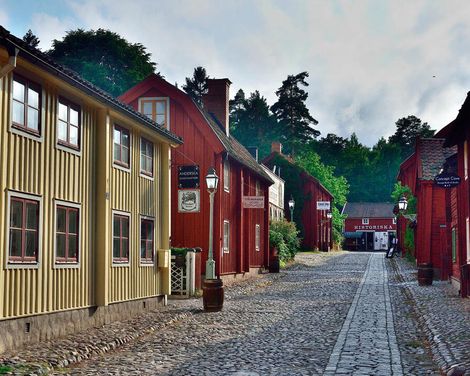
(113, 214, 130, 263)
(393, 217, 397, 225)
(57, 98, 80, 149)
(224, 160, 230, 192)
(362, 218, 369, 225)
(9, 196, 39, 263)
(140, 218, 154, 263)
(140, 98, 168, 128)
(140, 138, 153, 177)
(452, 227, 457, 263)
(12, 75, 41, 135)
(56, 205, 79, 264)
(113, 125, 131, 168)
(223, 220, 230, 253)
(255, 224, 260, 251)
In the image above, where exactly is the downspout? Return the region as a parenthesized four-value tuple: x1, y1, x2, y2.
(0, 46, 18, 79)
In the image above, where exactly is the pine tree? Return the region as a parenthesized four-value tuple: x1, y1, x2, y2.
(182, 66, 209, 106)
(23, 29, 40, 48)
(388, 115, 435, 158)
(271, 72, 319, 152)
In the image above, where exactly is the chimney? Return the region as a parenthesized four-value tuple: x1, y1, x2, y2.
(203, 78, 231, 136)
(246, 147, 258, 162)
(272, 142, 282, 154)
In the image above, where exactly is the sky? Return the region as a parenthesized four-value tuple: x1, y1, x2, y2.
(2, 0, 470, 146)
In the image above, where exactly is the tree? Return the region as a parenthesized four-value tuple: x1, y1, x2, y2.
(182, 66, 209, 106)
(388, 115, 435, 158)
(23, 29, 40, 48)
(48, 29, 157, 97)
(271, 72, 319, 152)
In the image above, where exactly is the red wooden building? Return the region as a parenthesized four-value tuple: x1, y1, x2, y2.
(119, 75, 273, 281)
(397, 138, 456, 281)
(342, 203, 396, 251)
(436, 91, 470, 297)
(263, 143, 333, 251)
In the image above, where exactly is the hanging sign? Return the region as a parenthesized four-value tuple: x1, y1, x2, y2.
(178, 190, 200, 213)
(243, 196, 265, 209)
(434, 173, 461, 188)
(178, 165, 199, 189)
(317, 201, 331, 210)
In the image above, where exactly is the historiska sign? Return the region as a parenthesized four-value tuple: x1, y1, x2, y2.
(434, 172, 461, 188)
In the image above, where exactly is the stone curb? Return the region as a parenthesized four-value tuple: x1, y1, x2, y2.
(390, 258, 463, 375)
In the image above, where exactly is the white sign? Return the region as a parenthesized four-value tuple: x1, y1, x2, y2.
(354, 225, 394, 231)
(178, 190, 200, 213)
(243, 196, 265, 209)
(317, 201, 331, 210)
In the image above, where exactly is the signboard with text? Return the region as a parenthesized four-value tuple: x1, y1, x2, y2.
(178, 190, 200, 213)
(243, 196, 265, 209)
(178, 165, 199, 189)
(434, 172, 461, 188)
(316, 201, 331, 210)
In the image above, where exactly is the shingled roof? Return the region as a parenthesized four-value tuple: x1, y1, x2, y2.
(0, 26, 182, 145)
(419, 138, 456, 180)
(342, 202, 395, 218)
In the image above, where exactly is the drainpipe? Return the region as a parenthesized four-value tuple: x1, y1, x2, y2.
(0, 46, 18, 79)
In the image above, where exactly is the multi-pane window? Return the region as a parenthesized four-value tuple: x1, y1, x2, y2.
(56, 205, 79, 263)
(255, 224, 260, 251)
(12, 75, 41, 134)
(362, 218, 369, 225)
(9, 196, 39, 263)
(113, 125, 130, 168)
(57, 98, 80, 149)
(140, 218, 154, 263)
(140, 138, 153, 177)
(223, 220, 230, 253)
(224, 160, 230, 192)
(113, 214, 130, 263)
(141, 99, 168, 127)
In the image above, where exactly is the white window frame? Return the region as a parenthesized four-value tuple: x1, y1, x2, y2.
(112, 210, 131, 267)
(139, 215, 155, 266)
(5, 190, 42, 269)
(55, 96, 83, 157)
(393, 217, 397, 225)
(223, 220, 230, 253)
(138, 97, 170, 130)
(362, 218, 369, 225)
(139, 137, 154, 181)
(53, 199, 81, 269)
(113, 124, 132, 173)
(255, 224, 260, 251)
(224, 159, 230, 192)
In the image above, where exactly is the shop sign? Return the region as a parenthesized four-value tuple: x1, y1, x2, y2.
(178, 165, 199, 189)
(317, 201, 331, 210)
(354, 225, 394, 230)
(243, 196, 265, 209)
(178, 190, 200, 213)
(434, 172, 461, 188)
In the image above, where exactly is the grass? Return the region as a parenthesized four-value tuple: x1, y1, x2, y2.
(0, 365, 13, 374)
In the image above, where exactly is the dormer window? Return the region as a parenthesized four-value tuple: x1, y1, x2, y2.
(139, 97, 169, 129)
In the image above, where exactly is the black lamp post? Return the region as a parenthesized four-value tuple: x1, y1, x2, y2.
(205, 167, 219, 280)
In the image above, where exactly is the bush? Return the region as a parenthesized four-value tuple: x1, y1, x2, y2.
(270, 220, 301, 262)
(404, 227, 415, 262)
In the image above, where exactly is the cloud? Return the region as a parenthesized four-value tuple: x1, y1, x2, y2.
(31, 13, 76, 50)
(0, 8, 8, 26)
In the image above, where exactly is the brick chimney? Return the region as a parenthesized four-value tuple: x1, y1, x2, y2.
(271, 142, 283, 154)
(203, 78, 231, 136)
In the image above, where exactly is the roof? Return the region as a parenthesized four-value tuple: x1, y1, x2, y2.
(202, 111, 273, 184)
(342, 202, 395, 218)
(0, 26, 182, 145)
(262, 151, 333, 197)
(418, 138, 456, 180)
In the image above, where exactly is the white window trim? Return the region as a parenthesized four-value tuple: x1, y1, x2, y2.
(393, 217, 397, 225)
(138, 97, 170, 130)
(113, 124, 132, 173)
(9, 78, 45, 143)
(5, 190, 42, 269)
(139, 215, 155, 267)
(362, 218, 369, 225)
(112, 210, 131, 267)
(223, 220, 230, 253)
(255, 224, 260, 251)
(53, 199, 81, 269)
(55, 97, 83, 157)
(139, 137, 155, 181)
(224, 160, 230, 192)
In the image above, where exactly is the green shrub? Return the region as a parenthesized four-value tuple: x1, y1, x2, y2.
(404, 227, 415, 262)
(270, 220, 301, 262)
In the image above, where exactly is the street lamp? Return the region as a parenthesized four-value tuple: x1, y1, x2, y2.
(288, 196, 295, 222)
(205, 167, 219, 280)
(326, 211, 333, 219)
(398, 196, 408, 212)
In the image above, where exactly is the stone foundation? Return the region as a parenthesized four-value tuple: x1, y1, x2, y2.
(0, 295, 165, 354)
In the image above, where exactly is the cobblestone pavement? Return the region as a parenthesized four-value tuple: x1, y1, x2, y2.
(390, 256, 470, 376)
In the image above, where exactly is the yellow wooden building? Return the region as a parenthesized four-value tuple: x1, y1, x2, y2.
(0, 27, 181, 352)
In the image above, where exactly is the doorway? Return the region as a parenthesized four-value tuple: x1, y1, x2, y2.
(360, 232, 374, 251)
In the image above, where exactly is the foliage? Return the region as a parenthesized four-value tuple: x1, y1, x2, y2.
(391, 182, 416, 214)
(23, 29, 40, 48)
(182, 66, 209, 106)
(171, 247, 195, 256)
(269, 220, 301, 262)
(404, 227, 415, 261)
(48, 28, 156, 97)
(271, 72, 319, 153)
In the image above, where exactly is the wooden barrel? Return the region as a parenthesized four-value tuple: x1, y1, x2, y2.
(418, 263, 433, 286)
(202, 279, 224, 312)
(269, 247, 280, 273)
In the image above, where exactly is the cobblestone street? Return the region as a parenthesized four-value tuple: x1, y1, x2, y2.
(2, 251, 469, 375)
